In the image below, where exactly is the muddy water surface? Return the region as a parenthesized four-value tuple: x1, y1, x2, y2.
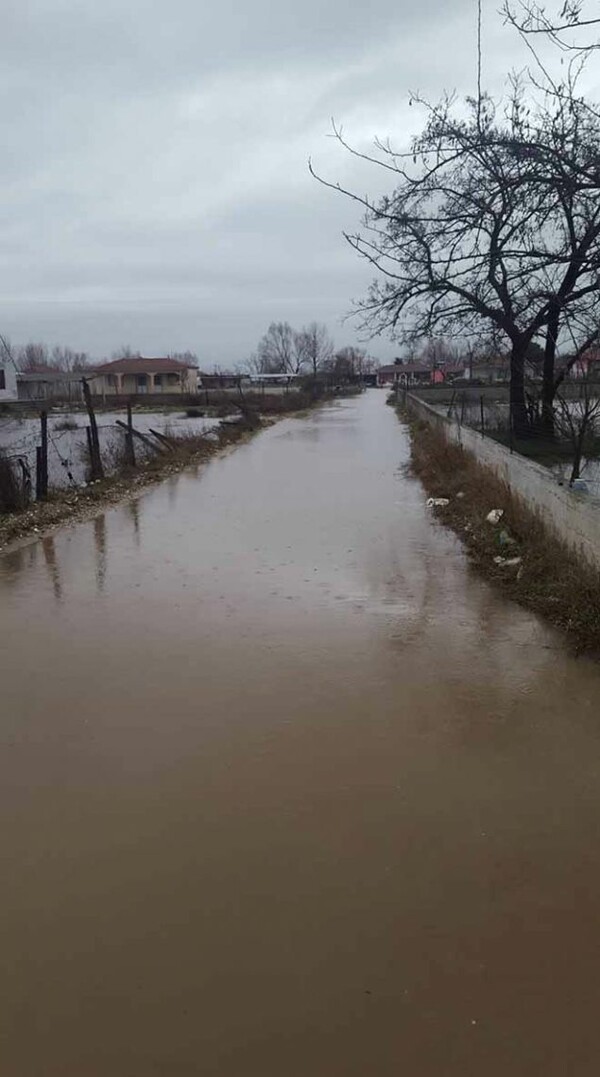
(2, 390, 600, 1076)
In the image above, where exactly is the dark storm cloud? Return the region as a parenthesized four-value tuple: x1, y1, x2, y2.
(0, 0, 518, 364)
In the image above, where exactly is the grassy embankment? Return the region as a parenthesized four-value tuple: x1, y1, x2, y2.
(403, 407, 600, 655)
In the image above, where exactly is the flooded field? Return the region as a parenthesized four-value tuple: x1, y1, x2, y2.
(2, 390, 600, 1075)
(0, 408, 221, 490)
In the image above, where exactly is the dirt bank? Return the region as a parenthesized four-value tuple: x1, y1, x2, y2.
(404, 408, 600, 655)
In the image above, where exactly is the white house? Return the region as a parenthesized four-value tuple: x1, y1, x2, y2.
(0, 362, 18, 402)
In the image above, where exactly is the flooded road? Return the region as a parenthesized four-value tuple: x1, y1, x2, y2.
(2, 390, 600, 1075)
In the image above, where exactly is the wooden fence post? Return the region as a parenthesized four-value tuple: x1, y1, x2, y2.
(82, 377, 104, 480)
(125, 403, 136, 467)
(35, 410, 48, 500)
(86, 427, 93, 473)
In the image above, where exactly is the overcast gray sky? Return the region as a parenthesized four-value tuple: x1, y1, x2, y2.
(0, 0, 526, 366)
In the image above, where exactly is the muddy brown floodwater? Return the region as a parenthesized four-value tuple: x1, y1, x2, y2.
(2, 390, 600, 1076)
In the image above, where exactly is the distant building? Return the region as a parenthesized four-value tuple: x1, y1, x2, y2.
(466, 359, 509, 384)
(90, 357, 198, 397)
(377, 362, 455, 387)
(199, 372, 247, 390)
(247, 373, 297, 387)
(17, 367, 84, 403)
(0, 362, 18, 402)
(442, 364, 469, 384)
(378, 355, 510, 388)
(377, 363, 435, 388)
(567, 349, 600, 379)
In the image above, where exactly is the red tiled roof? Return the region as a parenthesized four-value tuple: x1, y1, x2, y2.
(93, 357, 195, 375)
(379, 364, 432, 375)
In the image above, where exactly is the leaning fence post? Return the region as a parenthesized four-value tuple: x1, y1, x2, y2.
(19, 458, 32, 505)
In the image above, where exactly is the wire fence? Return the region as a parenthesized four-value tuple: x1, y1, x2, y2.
(0, 405, 223, 507)
(437, 389, 600, 496)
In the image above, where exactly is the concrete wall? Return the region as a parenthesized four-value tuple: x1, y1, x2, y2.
(406, 392, 600, 572)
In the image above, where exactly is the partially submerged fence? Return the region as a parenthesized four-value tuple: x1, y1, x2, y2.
(406, 392, 600, 572)
(0, 399, 223, 509)
(413, 385, 600, 496)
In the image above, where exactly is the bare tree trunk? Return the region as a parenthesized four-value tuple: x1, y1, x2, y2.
(570, 443, 584, 485)
(541, 301, 559, 438)
(510, 344, 530, 438)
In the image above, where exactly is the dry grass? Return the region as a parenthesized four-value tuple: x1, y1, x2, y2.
(407, 412, 600, 655)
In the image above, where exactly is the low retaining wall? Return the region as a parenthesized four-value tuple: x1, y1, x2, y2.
(407, 393, 600, 572)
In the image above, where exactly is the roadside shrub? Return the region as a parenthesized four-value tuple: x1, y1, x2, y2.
(54, 417, 78, 432)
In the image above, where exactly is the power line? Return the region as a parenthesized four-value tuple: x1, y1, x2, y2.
(476, 0, 483, 129)
(0, 333, 20, 374)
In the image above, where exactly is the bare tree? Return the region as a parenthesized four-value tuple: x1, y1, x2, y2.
(167, 350, 199, 366)
(417, 337, 463, 369)
(255, 322, 303, 374)
(12, 342, 89, 372)
(50, 346, 89, 371)
(503, 0, 600, 50)
(17, 343, 50, 371)
(111, 345, 139, 360)
(362, 355, 380, 375)
(296, 322, 334, 379)
(327, 345, 367, 381)
(243, 352, 263, 376)
(312, 59, 600, 437)
(554, 372, 600, 484)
